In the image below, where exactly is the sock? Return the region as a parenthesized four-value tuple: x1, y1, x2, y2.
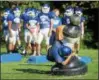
(37, 50, 41, 56)
(33, 51, 36, 54)
(22, 50, 26, 54)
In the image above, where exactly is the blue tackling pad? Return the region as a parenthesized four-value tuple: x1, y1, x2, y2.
(27, 55, 49, 64)
(0, 53, 22, 63)
(79, 56, 92, 64)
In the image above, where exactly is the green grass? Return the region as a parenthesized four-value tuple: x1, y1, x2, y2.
(1, 46, 98, 79)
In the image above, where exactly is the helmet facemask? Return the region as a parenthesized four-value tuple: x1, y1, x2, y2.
(14, 10, 21, 17)
(4, 12, 9, 18)
(42, 6, 50, 13)
(28, 11, 36, 18)
(75, 11, 82, 17)
(64, 9, 74, 16)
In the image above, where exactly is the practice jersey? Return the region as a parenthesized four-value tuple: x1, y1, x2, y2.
(62, 16, 71, 25)
(53, 17, 62, 29)
(38, 12, 52, 29)
(27, 16, 38, 29)
(2, 16, 9, 30)
(7, 13, 21, 31)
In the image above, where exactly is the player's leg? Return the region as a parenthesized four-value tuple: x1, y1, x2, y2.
(74, 37, 80, 54)
(16, 35, 21, 49)
(44, 28, 50, 52)
(12, 34, 17, 53)
(8, 30, 16, 53)
(31, 43, 36, 56)
(27, 32, 32, 54)
(23, 30, 32, 55)
(3, 30, 9, 52)
(8, 38, 14, 53)
(36, 31, 43, 56)
(13, 30, 21, 53)
(31, 33, 37, 56)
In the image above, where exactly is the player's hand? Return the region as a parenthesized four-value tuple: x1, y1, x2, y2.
(62, 61, 67, 66)
(71, 52, 75, 56)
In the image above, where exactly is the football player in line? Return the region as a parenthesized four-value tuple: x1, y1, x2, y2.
(7, 7, 22, 53)
(37, 4, 53, 55)
(1, 8, 11, 52)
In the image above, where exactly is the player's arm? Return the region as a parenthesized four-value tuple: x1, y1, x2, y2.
(26, 23, 30, 30)
(48, 19, 53, 37)
(8, 21, 12, 36)
(7, 15, 13, 36)
(37, 23, 40, 33)
(81, 22, 84, 39)
(37, 18, 40, 33)
(80, 17, 85, 39)
(56, 25, 65, 40)
(62, 44, 77, 65)
(18, 23, 21, 32)
(62, 52, 75, 65)
(50, 19, 53, 31)
(26, 22, 32, 34)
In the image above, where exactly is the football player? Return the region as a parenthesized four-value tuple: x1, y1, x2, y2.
(37, 4, 53, 55)
(7, 7, 21, 53)
(1, 8, 11, 52)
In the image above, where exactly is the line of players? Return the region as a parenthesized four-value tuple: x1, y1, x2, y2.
(1, 4, 85, 56)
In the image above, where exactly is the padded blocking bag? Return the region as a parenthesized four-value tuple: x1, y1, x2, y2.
(51, 56, 88, 76)
(63, 25, 81, 38)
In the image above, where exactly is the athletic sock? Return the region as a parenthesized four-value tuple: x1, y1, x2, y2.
(22, 50, 26, 54)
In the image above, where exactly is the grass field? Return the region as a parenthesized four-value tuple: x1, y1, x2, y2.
(1, 46, 98, 79)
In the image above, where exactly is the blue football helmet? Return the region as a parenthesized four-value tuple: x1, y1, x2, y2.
(13, 7, 21, 17)
(75, 7, 83, 17)
(35, 9, 41, 17)
(24, 8, 30, 13)
(42, 4, 50, 13)
(27, 8, 36, 18)
(60, 46, 72, 56)
(64, 6, 74, 17)
(3, 8, 10, 18)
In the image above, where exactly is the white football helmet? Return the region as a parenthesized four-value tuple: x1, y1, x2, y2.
(42, 4, 50, 13)
(3, 8, 10, 18)
(28, 9, 36, 18)
(13, 7, 21, 17)
(75, 7, 83, 17)
(64, 6, 74, 17)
